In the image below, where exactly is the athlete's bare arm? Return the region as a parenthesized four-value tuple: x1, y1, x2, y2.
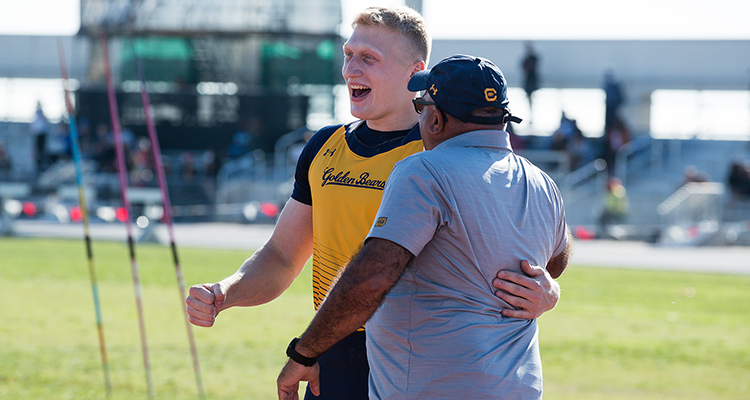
(186, 198, 313, 327)
(492, 228, 573, 319)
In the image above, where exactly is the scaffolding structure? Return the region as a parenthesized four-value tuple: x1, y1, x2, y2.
(80, 0, 341, 37)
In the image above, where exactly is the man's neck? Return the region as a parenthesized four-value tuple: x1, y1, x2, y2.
(365, 112, 418, 132)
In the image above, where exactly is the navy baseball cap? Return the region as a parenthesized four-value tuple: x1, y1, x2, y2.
(408, 54, 522, 125)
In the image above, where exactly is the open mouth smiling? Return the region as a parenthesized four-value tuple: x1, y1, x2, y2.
(350, 84, 371, 98)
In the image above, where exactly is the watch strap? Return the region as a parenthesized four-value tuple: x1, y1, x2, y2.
(286, 337, 319, 367)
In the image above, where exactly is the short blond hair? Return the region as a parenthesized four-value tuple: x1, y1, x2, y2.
(353, 5, 431, 65)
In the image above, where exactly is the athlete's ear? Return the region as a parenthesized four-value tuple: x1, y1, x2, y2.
(410, 60, 426, 77)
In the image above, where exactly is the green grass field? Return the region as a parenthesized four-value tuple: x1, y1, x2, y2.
(1, 237, 749, 399)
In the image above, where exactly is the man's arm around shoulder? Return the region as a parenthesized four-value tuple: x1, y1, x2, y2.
(277, 238, 413, 399)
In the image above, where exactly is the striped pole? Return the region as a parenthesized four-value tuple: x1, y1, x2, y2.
(57, 37, 113, 398)
(100, 32, 155, 399)
(132, 44, 206, 400)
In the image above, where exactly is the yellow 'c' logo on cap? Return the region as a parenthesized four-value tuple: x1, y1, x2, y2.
(429, 84, 438, 96)
(485, 88, 497, 102)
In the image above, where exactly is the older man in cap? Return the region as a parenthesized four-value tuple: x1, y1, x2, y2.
(277, 54, 572, 400)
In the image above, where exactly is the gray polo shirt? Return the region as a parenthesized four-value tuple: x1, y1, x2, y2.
(366, 129, 568, 399)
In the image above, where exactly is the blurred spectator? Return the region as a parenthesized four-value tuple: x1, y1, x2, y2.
(227, 117, 262, 161)
(199, 149, 218, 177)
(727, 161, 750, 200)
(550, 112, 576, 151)
(120, 127, 136, 155)
(130, 137, 155, 186)
(76, 117, 93, 155)
(45, 121, 71, 165)
(598, 177, 629, 238)
(548, 114, 595, 171)
(227, 131, 251, 159)
(521, 42, 540, 116)
(0, 141, 11, 177)
(180, 151, 196, 181)
(603, 69, 625, 132)
(568, 129, 595, 170)
(603, 115, 630, 176)
(89, 124, 116, 172)
(681, 165, 710, 187)
(29, 101, 51, 169)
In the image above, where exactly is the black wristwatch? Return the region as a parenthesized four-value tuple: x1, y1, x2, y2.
(286, 338, 319, 367)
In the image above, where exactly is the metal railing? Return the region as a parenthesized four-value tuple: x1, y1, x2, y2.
(559, 158, 608, 205)
(657, 182, 725, 227)
(614, 136, 663, 187)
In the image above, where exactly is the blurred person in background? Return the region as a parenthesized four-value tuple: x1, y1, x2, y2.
(45, 121, 71, 166)
(89, 123, 116, 172)
(130, 137, 155, 186)
(598, 177, 629, 238)
(0, 141, 11, 177)
(521, 42, 540, 118)
(567, 128, 595, 170)
(29, 101, 50, 170)
(550, 112, 576, 151)
(727, 160, 750, 201)
(603, 115, 630, 176)
(603, 69, 625, 133)
(680, 165, 710, 188)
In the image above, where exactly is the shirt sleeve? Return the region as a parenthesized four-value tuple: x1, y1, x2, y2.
(290, 125, 340, 205)
(366, 155, 451, 257)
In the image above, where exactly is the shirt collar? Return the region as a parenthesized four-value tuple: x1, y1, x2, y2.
(432, 129, 513, 152)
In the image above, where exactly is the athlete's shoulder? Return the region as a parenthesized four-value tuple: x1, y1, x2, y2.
(299, 121, 357, 160)
(309, 121, 362, 145)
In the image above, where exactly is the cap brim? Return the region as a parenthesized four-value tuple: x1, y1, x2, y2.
(408, 69, 431, 92)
